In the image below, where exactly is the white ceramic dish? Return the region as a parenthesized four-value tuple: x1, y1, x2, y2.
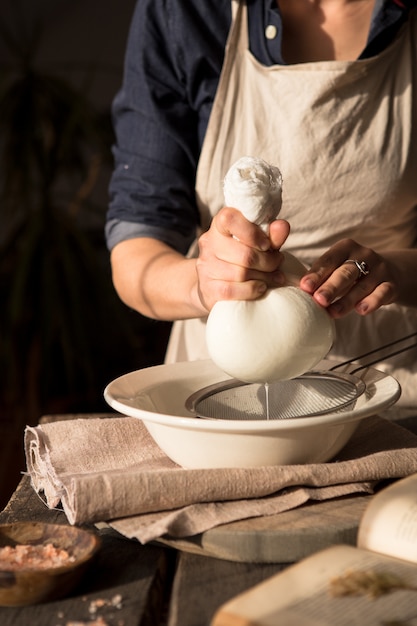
(104, 359, 401, 469)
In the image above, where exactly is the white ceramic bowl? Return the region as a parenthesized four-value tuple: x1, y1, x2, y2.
(104, 359, 401, 469)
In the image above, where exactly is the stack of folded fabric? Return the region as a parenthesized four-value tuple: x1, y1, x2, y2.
(25, 414, 417, 544)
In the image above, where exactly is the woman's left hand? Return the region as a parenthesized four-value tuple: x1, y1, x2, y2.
(299, 238, 399, 318)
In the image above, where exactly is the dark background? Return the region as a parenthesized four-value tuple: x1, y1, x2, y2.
(0, 0, 171, 507)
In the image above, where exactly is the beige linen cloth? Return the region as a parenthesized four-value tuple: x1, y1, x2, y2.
(25, 415, 417, 544)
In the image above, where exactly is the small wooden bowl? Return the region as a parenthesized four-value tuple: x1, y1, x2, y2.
(0, 522, 100, 606)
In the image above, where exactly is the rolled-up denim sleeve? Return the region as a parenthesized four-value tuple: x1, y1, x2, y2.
(105, 218, 196, 255)
(106, 0, 229, 253)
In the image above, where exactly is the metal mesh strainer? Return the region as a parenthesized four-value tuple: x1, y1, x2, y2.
(186, 332, 417, 421)
(186, 372, 365, 421)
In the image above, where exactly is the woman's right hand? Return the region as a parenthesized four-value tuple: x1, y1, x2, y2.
(195, 207, 290, 311)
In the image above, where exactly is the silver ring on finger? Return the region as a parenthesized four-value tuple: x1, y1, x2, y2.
(343, 259, 370, 280)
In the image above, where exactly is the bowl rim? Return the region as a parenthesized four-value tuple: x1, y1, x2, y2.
(104, 359, 401, 433)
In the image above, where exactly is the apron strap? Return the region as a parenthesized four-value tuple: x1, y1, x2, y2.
(230, 0, 249, 53)
(231, 0, 239, 20)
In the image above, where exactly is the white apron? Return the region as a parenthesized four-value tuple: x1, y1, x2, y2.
(166, 0, 417, 407)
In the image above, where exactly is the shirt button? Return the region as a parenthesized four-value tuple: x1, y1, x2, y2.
(265, 24, 277, 40)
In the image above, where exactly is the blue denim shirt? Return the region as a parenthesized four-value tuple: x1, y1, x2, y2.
(106, 0, 415, 253)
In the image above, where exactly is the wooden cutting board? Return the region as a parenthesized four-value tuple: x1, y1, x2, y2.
(156, 493, 370, 563)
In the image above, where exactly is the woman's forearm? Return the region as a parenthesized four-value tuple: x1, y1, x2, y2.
(110, 237, 208, 321)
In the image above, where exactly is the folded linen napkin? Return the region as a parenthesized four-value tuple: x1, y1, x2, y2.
(25, 415, 417, 543)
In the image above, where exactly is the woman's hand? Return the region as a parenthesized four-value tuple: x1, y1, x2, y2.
(196, 207, 290, 311)
(299, 238, 399, 318)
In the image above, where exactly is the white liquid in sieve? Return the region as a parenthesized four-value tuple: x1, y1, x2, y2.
(264, 382, 270, 420)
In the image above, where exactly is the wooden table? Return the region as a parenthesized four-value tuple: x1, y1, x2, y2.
(0, 475, 284, 626)
(1, 412, 416, 626)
